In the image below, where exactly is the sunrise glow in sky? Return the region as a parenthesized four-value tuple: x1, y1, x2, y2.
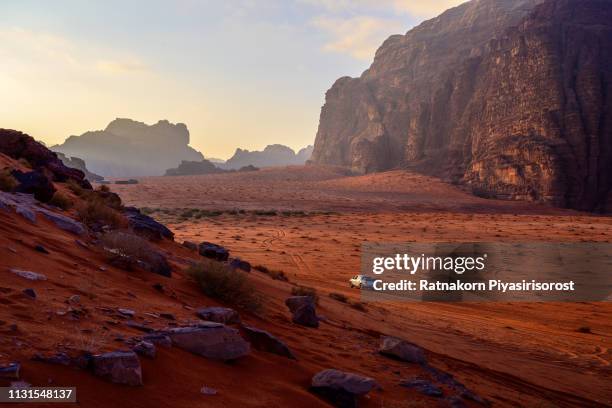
(0, 0, 463, 159)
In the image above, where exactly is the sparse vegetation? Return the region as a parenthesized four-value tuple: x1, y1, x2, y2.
(77, 199, 126, 228)
(100, 231, 169, 275)
(329, 292, 348, 303)
(49, 191, 73, 210)
(577, 326, 592, 334)
(291, 285, 318, 304)
(254, 264, 289, 282)
(0, 169, 17, 192)
(188, 260, 262, 312)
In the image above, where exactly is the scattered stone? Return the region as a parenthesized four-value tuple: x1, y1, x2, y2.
(198, 242, 229, 261)
(229, 258, 251, 272)
(0, 363, 20, 379)
(133, 341, 156, 358)
(311, 369, 380, 408)
(117, 308, 135, 317)
(33, 352, 71, 366)
(92, 351, 143, 386)
(124, 207, 174, 241)
(9, 268, 47, 281)
(35, 245, 49, 254)
(126, 321, 154, 333)
(285, 296, 319, 328)
(182, 241, 198, 251)
(196, 307, 240, 325)
(142, 334, 172, 348)
(160, 313, 175, 321)
(16, 206, 36, 223)
(242, 325, 295, 359)
(75, 239, 88, 249)
(166, 323, 250, 360)
(423, 366, 487, 405)
(39, 209, 86, 235)
(22, 288, 36, 299)
(379, 336, 426, 364)
(200, 386, 218, 396)
(68, 295, 81, 304)
(399, 378, 443, 397)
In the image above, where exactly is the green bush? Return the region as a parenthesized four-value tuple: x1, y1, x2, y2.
(49, 191, 73, 210)
(188, 260, 262, 313)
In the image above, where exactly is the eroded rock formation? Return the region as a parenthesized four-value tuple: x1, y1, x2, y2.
(310, 0, 612, 211)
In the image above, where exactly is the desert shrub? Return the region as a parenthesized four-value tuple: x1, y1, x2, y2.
(577, 326, 592, 334)
(254, 265, 289, 282)
(77, 199, 126, 228)
(66, 179, 86, 196)
(329, 292, 348, 303)
(188, 260, 262, 312)
(100, 231, 170, 275)
(291, 285, 318, 303)
(350, 302, 367, 312)
(0, 169, 17, 192)
(49, 191, 73, 210)
(254, 210, 278, 216)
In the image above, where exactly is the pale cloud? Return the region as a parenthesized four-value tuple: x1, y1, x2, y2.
(301, 0, 464, 17)
(96, 59, 149, 75)
(313, 16, 403, 60)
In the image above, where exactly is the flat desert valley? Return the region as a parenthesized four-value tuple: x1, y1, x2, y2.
(108, 166, 612, 407)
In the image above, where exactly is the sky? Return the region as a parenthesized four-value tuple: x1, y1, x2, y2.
(0, 0, 463, 159)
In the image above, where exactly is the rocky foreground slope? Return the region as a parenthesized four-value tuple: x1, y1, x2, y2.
(0, 130, 498, 407)
(52, 118, 204, 177)
(310, 0, 612, 211)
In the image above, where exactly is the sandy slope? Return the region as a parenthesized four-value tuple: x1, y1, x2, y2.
(111, 166, 612, 406)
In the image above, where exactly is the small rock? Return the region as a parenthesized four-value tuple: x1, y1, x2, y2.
(311, 369, 380, 408)
(196, 307, 240, 325)
(35, 245, 49, 254)
(117, 308, 135, 317)
(75, 239, 89, 249)
(379, 336, 426, 364)
(242, 325, 295, 359)
(22, 288, 37, 299)
(198, 242, 229, 261)
(399, 378, 443, 397)
(142, 334, 172, 348)
(133, 341, 156, 358)
(0, 363, 20, 379)
(166, 323, 250, 360)
(285, 296, 319, 328)
(160, 313, 176, 321)
(126, 321, 154, 333)
(68, 295, 81, 304)
(153, 283, 164, 292)
(9, 268, 47, 281)
(200, 386, 218, 396)
(33, 352, 71, 366)
(92, 351, 143, 386)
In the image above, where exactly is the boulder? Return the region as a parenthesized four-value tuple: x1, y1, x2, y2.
(11, 170, 56, 202)
(242, 325, 295, 359)
(91, 351, 143, 386)
(142, 333, 172, 348)
(0, 363, 20, 379)
(399, 378, 443, 397)
(285, 296, 319, 328)
(124, 207, 174, 241)
(39, 209, 86, 235)
(32, 352, 72, 366)
(22, 288, 36, 299)
(166, 323, 249, 360)
(133, 341, 156, 359)
(311, 369, 380, 408)
(229, 258, 251, 272)
(379, 336, 426, 364)
(198, 242, 229, 261)
(196, 307, 240, 325)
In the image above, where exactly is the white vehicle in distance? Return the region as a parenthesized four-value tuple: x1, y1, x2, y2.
(349, 275, 375, 289)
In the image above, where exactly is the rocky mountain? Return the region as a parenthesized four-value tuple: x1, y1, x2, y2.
(55, 152, 104, 182)
(219, 144, 313, 170)
(310, 0, 612, 211)
(164, 159, 225, 176)
(52, 119, 204, 177)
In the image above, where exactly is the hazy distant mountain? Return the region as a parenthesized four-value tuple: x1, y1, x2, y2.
(52, 118, 204, 177)
(55, 152, 103, 182)
(219, 144, 313, 170)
